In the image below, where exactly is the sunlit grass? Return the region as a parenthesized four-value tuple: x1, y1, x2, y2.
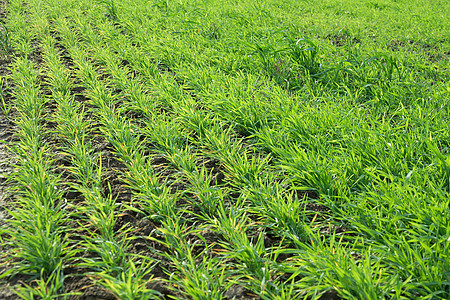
(1, 0, 449, 298)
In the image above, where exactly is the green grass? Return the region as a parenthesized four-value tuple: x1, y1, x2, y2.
(0, 0, 449, 298)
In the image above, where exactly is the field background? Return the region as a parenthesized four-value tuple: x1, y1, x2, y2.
(0, 0, 449, 299)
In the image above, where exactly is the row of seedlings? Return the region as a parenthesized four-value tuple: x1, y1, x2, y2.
(50, 16, 161, 299)
(3, 49, 74, 300)
(40, 30, 119, 297)
(0, 0, 78, 297)
(66, 17, 230, 298)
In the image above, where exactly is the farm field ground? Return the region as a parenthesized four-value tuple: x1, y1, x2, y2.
(0, 0, 449, 298)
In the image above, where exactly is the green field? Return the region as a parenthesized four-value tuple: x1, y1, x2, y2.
(0, 0, 449, 298)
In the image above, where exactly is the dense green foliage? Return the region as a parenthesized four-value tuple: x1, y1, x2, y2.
(1, 0, 449, 298)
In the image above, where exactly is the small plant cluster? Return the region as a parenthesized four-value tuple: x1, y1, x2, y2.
(1, 0, 449, 298)
(0, 26, 11, 54)
(253, 37, 410, 94)
(99, 0, 118, 21)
